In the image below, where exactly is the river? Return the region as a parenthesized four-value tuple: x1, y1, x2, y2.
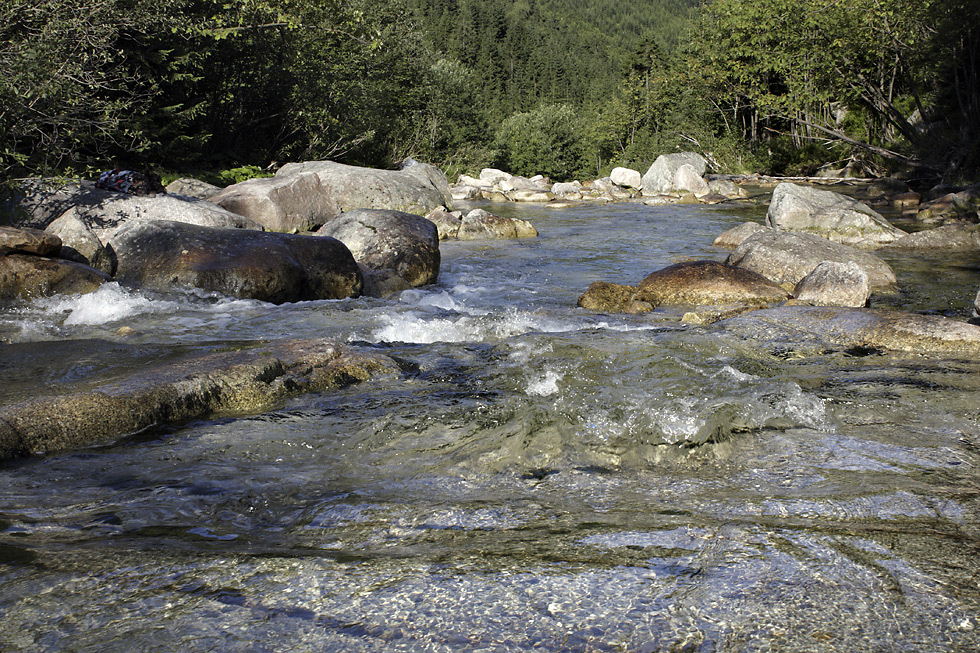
(1, 198, 979, 651)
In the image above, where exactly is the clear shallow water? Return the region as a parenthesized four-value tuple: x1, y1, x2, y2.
(1, 201, 980, 651)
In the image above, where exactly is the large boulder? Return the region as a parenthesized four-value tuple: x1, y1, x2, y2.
(767, 183, 907, 247)
(673, 164, 710, 197)
(315, 209, 440, 287)
(641, 152, 707, 196)
(424, 207, 463, 240)
(610, 167, 642, 190)
(0, 254, 108, 300)
(110, 220, 362, 303)
(727, 230, 898, 292)
(209, 172, 336, 232)
(721, 305, 980, 356)
(884, 224, 980, 250)
(634, 260, 789, 308)
(45, 213, 116, 275)
(212, 161, 453, 233)
(283, 159, 452, 214)
(791, 261, 870, 308)
(3, 179, 261, 239)
(165, 177, 222, 200)
(577, 281, 652, 314)
(0, 338, 399, 461)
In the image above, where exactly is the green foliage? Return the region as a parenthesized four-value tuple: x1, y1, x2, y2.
(493, 105, 588, 180)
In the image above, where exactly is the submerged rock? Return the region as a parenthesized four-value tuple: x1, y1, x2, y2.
(316, 208, 440, 287)
(0, 339, 400, 461)
(634, 260, 789, 308)
(110, 220, 362, 303)
(727, 230, 898, 292)
(721, 305, 980, 356)
(767, 183, 906, 248)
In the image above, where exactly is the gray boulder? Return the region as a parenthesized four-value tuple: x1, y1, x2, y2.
(641, 152, 707, 196)
(458, 209, 538, 240)
(727, 230, 898, 292)
(165, 177, 222, 200)
(722, 305, 980, 356)
(210, 172, 333, 232)
(0, 338, 399, 461)
(792, 261, 870, 308)
(713, 222, 767, 249)
(610, 167, 642, 189)
(3, 179, 261, 239)
(282, 159, 452, 213)
(634, 260, 789, 308)
(213, 161, 453, 233)
(425, 207, 463, 240)
(975, 287, 980, 319)
(673, 164, 710, 197)
(45, 213, 115, 275)
(767, 183, 906, 248)
(316, 209, 440, 287)
(110, 220, 362, 303)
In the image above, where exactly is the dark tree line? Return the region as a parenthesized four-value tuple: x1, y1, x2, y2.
(2, 0, 977, 186)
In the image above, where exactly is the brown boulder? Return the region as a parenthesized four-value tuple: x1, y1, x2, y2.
(110, 220, 362, 303)
(0, 226, 61, 256)
(634, 260, 789, 307)
(0, 254, 108, 300)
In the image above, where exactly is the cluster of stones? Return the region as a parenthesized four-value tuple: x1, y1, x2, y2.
(1, 159, 540, 304)
(450, 153, 749, 207)
(579, 178, 980, 354)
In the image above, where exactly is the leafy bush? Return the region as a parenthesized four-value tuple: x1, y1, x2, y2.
(493, 105, 588, 180)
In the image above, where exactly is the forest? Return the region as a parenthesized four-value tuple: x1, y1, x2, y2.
(1, 0, 977, 187)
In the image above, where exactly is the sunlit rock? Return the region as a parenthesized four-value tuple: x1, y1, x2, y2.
(713, 222, 767, 250)
(641, 152, 707, 196)
(727, 230, 897, 292)
(791, 261, 870, 308)
(634, 260, 789, 308)
(316, 208, 440, 287)
(767, 182, 906, 248)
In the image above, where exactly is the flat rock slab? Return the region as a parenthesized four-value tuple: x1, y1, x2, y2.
(0, 339, 400, 461)
(721, 305, 980, 356)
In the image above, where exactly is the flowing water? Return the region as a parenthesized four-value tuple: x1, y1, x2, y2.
(1, 200, 980, 651)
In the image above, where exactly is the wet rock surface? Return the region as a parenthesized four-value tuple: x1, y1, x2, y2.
(0, 339, 400, 461)
(721, 304, 980, 355)
(110, 220, 362, 303)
